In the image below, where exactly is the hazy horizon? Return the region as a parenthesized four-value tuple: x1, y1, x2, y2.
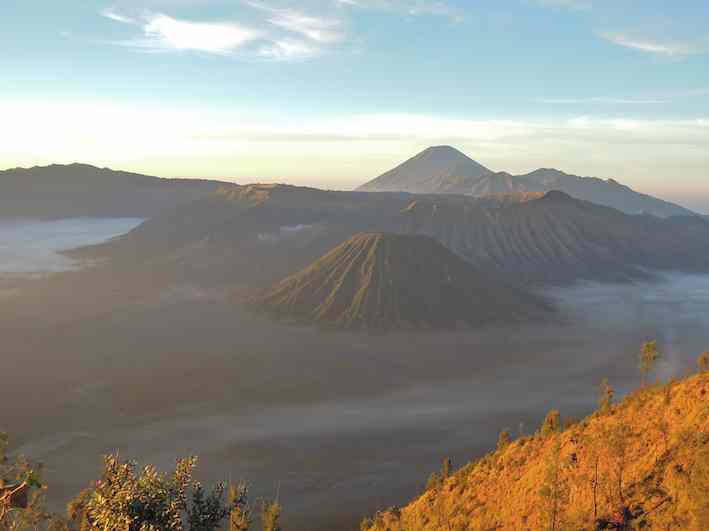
(2, 1, 708, 211)
(3, 150, 708, 214)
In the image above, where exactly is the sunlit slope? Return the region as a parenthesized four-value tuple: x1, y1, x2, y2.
(401, 191, 709, 283)
(248, 232, 551, 331)
(365, 372, 709, 530)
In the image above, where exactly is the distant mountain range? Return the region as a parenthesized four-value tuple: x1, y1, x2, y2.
(70, 184, 709, 287)
(0, 163, 228, 219)
(248, 232, 551, 331)
(358, 146, 694, 218)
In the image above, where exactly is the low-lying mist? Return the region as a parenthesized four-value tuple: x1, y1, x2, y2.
(2, 268, 709, 530)
(0, 218, 143, 273)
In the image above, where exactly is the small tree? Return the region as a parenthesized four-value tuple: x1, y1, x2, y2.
(698, 352, 709, 373)
(599, 378, 614, 414)
(228, 484, 251, 531)
(441, 457, 452, 480)
(261, 500, 282, 531)
(688, 445, 709, 528)
(640, 341, 661, 387)
(70, 453, 246, 531)
(426, 471, 442, 492)
(539, 437, 567, 531)
(0, 433, 48, 528)
(541, 410, 561, 437)
(600, 422, 632, 525)
(497, 430, 511, 452)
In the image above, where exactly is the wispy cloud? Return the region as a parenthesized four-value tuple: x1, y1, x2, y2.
(101, 6, 337, 59)
(267, 11, 344, 42)
(142, 15, 263, 54)
(535, 97, 666, 105)
(101, 8, 137, 25)
(408, 2, 463, 22)
(528, 0, 592, 10)
(601, 33, 705, 57)
(258, 39, 320, 60)
(536, 88, 709, 105)
(335, 0, 463, 21)
(243, 1, 345, 44)
(103, 10, 264, 54)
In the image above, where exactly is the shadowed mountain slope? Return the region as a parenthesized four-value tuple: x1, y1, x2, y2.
(358, 147, 693, 217)
(399, 191, 709, 284)
(69, 184, 709, 287)
(248, 233, 551, 331)
(0, 163, 228, 218)
(364, 372, 709, 530)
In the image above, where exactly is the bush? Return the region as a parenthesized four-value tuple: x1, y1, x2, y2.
(541, 410, 561, 437)
(68, 454, 250, 531)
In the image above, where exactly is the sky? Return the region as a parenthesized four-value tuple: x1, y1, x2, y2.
(1, 0, 708, 210)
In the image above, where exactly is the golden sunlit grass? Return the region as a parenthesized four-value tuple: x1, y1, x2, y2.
(365, 372, 709, 530)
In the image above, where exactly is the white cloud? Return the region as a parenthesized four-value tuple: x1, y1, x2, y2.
(536, 88, 709, 105)
(102, 7, 336, 59)
(101, 8, 138, 25)
(267, 11, 344, 42)
(243, 2, 345, 43)
(529, 0, 591, 10)
(141, 14, 263, 53)
(335, 0, 462, 21)
(104, 10, 264, 54)
(408, 2, 463, 21)
(601, 33, 704, 57)
(259, 39, 320, 60)
(535, 97, 666, 105)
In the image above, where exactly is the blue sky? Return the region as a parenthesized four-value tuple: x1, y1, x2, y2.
(1, 0, 708, 210)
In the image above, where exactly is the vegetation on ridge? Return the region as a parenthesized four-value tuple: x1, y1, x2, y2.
(0, 447, 281, 531)
(363, 360, 709, 530)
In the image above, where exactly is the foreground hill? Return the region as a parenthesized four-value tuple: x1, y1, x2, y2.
(69, 184, 709, 286)
(365, 372, 709, 530)
(0, 163, 228, 218)
(358, 146, 693, 217)
(248, 233, 551, 331)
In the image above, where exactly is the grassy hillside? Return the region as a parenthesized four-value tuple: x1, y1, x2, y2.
(247, 232, 551, 332)
(364, 372, 709, 530)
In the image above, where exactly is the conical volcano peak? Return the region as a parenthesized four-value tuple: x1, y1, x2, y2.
(248, 232, 551, 332)
(358, 146, 492, 194)
(420, 145, 470, 157)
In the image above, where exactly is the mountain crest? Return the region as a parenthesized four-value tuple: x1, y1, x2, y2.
(358, 146, 492, 194)
(357, 147, 693, 217)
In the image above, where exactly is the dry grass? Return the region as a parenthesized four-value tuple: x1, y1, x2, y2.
(365, 373, 709, 530)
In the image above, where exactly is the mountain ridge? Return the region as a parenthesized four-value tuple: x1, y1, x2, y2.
(67, 184, 709, 288)
(0, 163, 230, 219)
(358, 146, 694, 217)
